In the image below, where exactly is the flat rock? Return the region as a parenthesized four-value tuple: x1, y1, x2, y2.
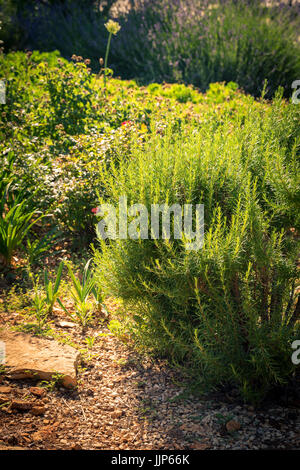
(0, 444, 28, 450)
(11, 399, 34, 411)
(0, 330, 80, 388)
(0, 386, 12, 394)
(31, 405, 46, 416)
(29, 386, 46, 398)
(0, 395, 10, 404)
(226, 419, 241, 432)
(56, 321, 77, 329)
(190, 442, 211, 450)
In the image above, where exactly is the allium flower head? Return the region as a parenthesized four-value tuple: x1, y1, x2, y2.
(104, 20, 121, 35)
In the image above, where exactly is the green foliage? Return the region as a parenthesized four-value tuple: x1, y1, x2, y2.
(0, 47, 299, 403)
(58, 260, 99, 327)
(94, 95, 300, 403)
(80, 335, 98, 362)
(46, 58, 94, 134)
(26, 228, 60, 266)
(103, 20, 121, 92)
(0, 183, 43, 266)
(39, 372, 65, 392)
(0, 0, 117, 56)
(84, 335, 96, 349)
(22, 262, 64, 334)
(22, 270, 52, 335)
(29, 282, 50, 335)
(0, 50, 256, 242)
(43, 261, 64, 316)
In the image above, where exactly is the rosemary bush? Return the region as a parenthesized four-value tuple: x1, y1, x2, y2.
(94, 93, 300, 402)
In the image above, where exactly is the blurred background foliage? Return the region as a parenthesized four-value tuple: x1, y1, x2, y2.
(1, 0, 300, 97)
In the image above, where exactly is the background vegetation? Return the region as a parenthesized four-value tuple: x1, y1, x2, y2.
(0, 0, 299, 404)
(1, 0, 300, 97)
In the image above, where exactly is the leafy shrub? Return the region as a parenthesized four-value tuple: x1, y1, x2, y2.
(0, 45, 299, 401)
(26, 228, 60, 266)
(46, 57, 94, 134)
(94, 94, 300, 403)
(0, 182, 44, 266)
(1, 50, 256, 243)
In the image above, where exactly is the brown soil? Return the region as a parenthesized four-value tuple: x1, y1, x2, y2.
(0, 305, 299, 451)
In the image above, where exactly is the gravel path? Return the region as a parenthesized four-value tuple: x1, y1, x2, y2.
(0, 316, 299, 451)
